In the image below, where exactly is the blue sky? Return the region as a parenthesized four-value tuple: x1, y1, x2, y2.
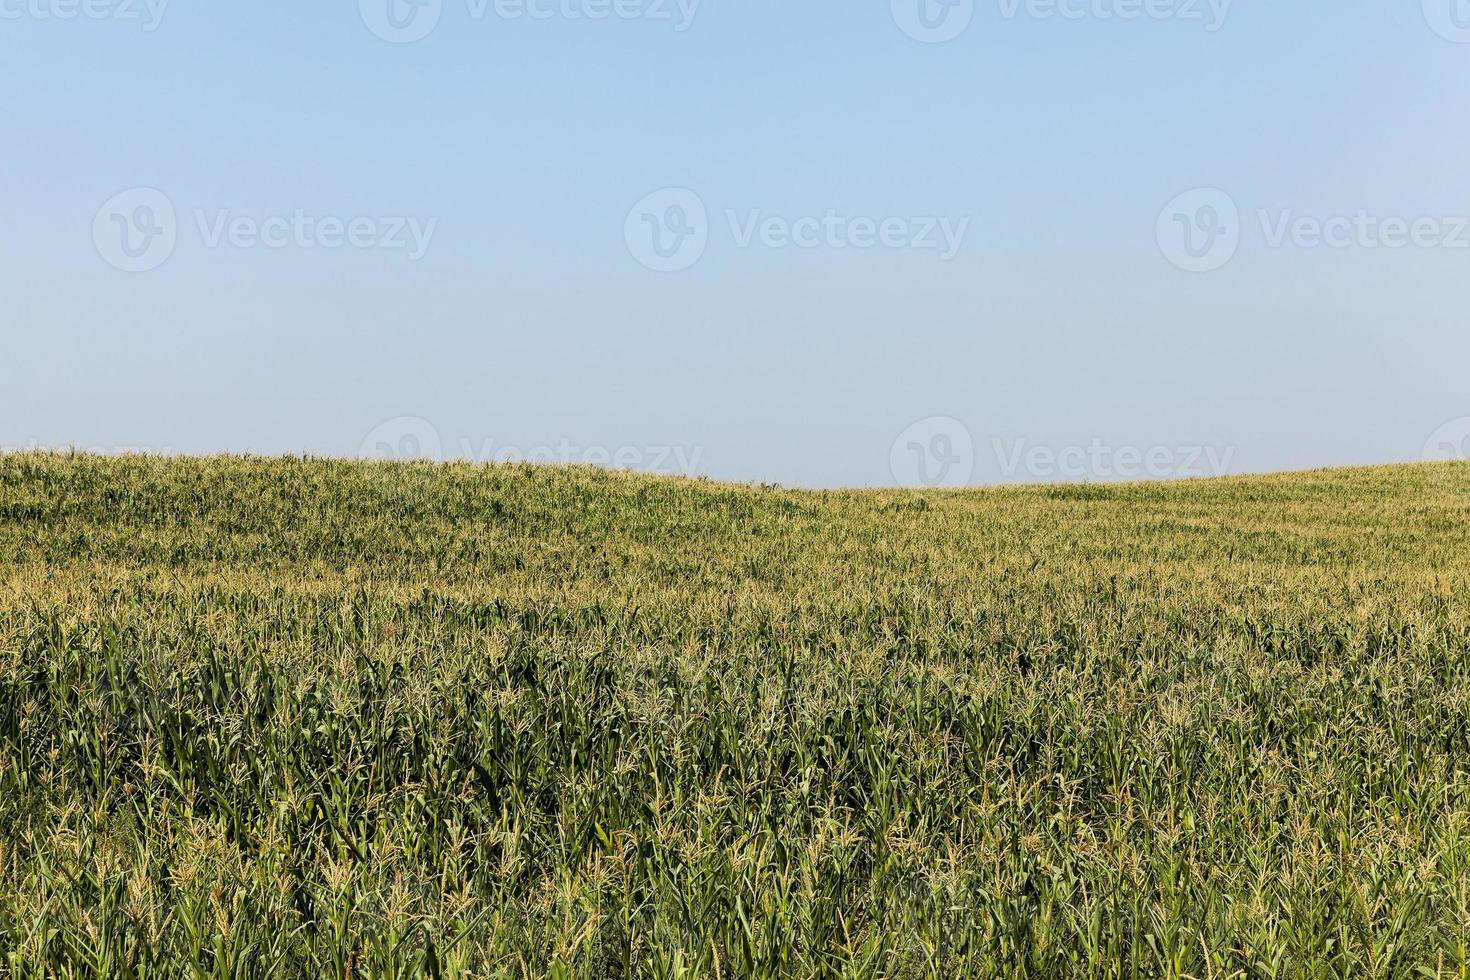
(4, 1, 1470, 486)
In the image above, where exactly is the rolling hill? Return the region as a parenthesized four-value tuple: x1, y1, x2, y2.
(2, 453, 1468, 977)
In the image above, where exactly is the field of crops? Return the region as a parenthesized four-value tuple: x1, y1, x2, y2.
(2, 453, 1468, 978)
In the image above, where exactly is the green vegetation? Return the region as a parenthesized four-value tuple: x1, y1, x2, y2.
(2, 453, 1469, 978)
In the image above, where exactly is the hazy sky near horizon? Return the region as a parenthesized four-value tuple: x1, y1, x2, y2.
(5, 1, 1470, 487)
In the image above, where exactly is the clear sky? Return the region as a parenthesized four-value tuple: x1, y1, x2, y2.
(5, 1, 1470, 487)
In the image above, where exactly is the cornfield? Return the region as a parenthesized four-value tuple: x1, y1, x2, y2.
(2, 452, 1468, 978)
